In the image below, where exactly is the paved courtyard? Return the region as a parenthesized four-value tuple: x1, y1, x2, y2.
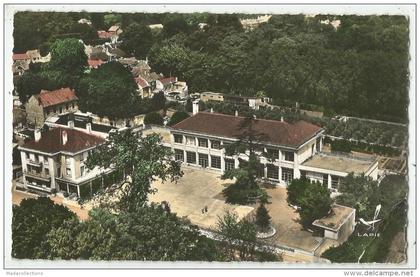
(150, 166, 324, 254)
(149, 166, 254, 229)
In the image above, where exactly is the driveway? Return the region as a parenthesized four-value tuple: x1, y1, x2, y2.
(149, 166, 254, 230)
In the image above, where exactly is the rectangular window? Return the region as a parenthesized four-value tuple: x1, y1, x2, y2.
(66, 168, 71, 176)
(300, 170, 307, 179)
(186, 136, 196, 146)
(80, 165, 85, 177)
(323, 174, 329, 186)
(174, 134, 183, 144)
(198, 154, 209, 168)
(198, 138, 208, 148)
(284, 151, 294, 162)
(45, 168, 50, 176)
(267, 165, 279, 180)
(186, 151, 196, 164)
(211, 155, 221, 169)
(225, 158, 235, 171)
(281, 168, 294, 184)
(266, 148, 279, 159)
(174, 149, 184, 161)
(331, 175, 340, 189)
(211, 140, 221, 149)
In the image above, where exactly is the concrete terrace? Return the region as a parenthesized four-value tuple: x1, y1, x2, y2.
(302, 152, 377, 175)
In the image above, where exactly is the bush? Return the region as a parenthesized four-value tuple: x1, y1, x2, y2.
(144, 112, 164, 126)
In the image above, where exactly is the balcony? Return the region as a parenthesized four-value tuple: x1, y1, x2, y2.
(23, 169, 51, 181)
(27, 159, 42, 167)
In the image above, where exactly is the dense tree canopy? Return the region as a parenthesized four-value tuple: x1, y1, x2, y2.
(168, 111, 190, 126)
(47, 205, 218, 261)
(77, 62, 139, 119)
(13, 12, 409, 122)
(12, 197, 76, 259)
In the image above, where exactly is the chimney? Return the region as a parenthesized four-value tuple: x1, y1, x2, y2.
(210, 108, 214, 113)
(67, 113, 74, 129)
(86, 122, 92, 133)
(235, 110, 238, 117)
(192, 100, 199, 115)
(281, 116, 284, 122)
(62, 130, 68, 145)
(34, 129, 41, 142)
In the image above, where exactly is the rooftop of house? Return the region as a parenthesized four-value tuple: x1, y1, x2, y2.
(135, 77, 150, 88)
(312, 204, 355, 232)
(34, 88, 78, 108)
(171, 112, 323, 148)
(20, 127, 105, 154)
(97, 30, 113, 39)
(87, 59, 104, 68)
(302, 152, 377, 174)
(12, 53, 29, 61)
(108, 25, 121, 32)
(54, 113, 117, 134)
(159, 76, 177, 85)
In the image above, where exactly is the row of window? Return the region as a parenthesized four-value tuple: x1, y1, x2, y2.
(175, 149, 295, 182)
(174, 134, 295, 161)
(45, 102, 76, 115)
(174, 134, 222, 149)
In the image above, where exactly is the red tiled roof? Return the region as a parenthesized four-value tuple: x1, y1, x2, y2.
(88, 59, 104, 68)
(36, 88, 78, 108)
(159, 76, 177, 85)
(135, 77, 149, 88)
(172, 112, 323, 148)
(13, 53, 29, 60)
(97, 30, 113, 39)
(21, 127, 105, 154)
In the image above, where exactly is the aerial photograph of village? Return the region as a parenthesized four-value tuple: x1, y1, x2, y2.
(5, 4, 415, 271)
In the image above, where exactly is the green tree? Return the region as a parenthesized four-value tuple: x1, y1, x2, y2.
(119, 23, 154, 59)
(287, 178, 310, 207)
(15, 72, 45, 104)
(47, 205, 218, 261)
(168, 111, 190, 126)
(48, 38, 88, 74)
(290, 181, 332, 228)
(86, 130, 181, 212)
(77, 61, 139, 119)
(255, 203, 271, 232)
(222, 116, 267, 204)
(150, 91, 166, 111)
(12, 197, 76, 259)
(144, 112, 164, 126)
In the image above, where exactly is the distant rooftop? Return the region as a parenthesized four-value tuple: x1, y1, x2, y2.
(35, 88, 78, 108)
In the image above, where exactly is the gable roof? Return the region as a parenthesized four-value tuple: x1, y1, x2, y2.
(88, 59, 104, 68)
(135, 77, 150, 88)
(13, 53, 29, 61)
(21, 127, 105, 154)
(97, 30, 113, 39)
(108, 25, 120, 32)
(35, 88, 78, 108)
(172, 112, 324, 148)
(159, 76, 177, 85)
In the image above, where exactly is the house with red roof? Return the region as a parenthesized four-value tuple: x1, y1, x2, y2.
(18, 125, 119, 197)
(26, 88, 79, 128)
(169, 111, 378, 188)
(134, 76, 152, 98)
(87, 59, 104, 69)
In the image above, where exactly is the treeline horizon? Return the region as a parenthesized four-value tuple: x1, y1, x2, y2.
(13, 12, 410, 123)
